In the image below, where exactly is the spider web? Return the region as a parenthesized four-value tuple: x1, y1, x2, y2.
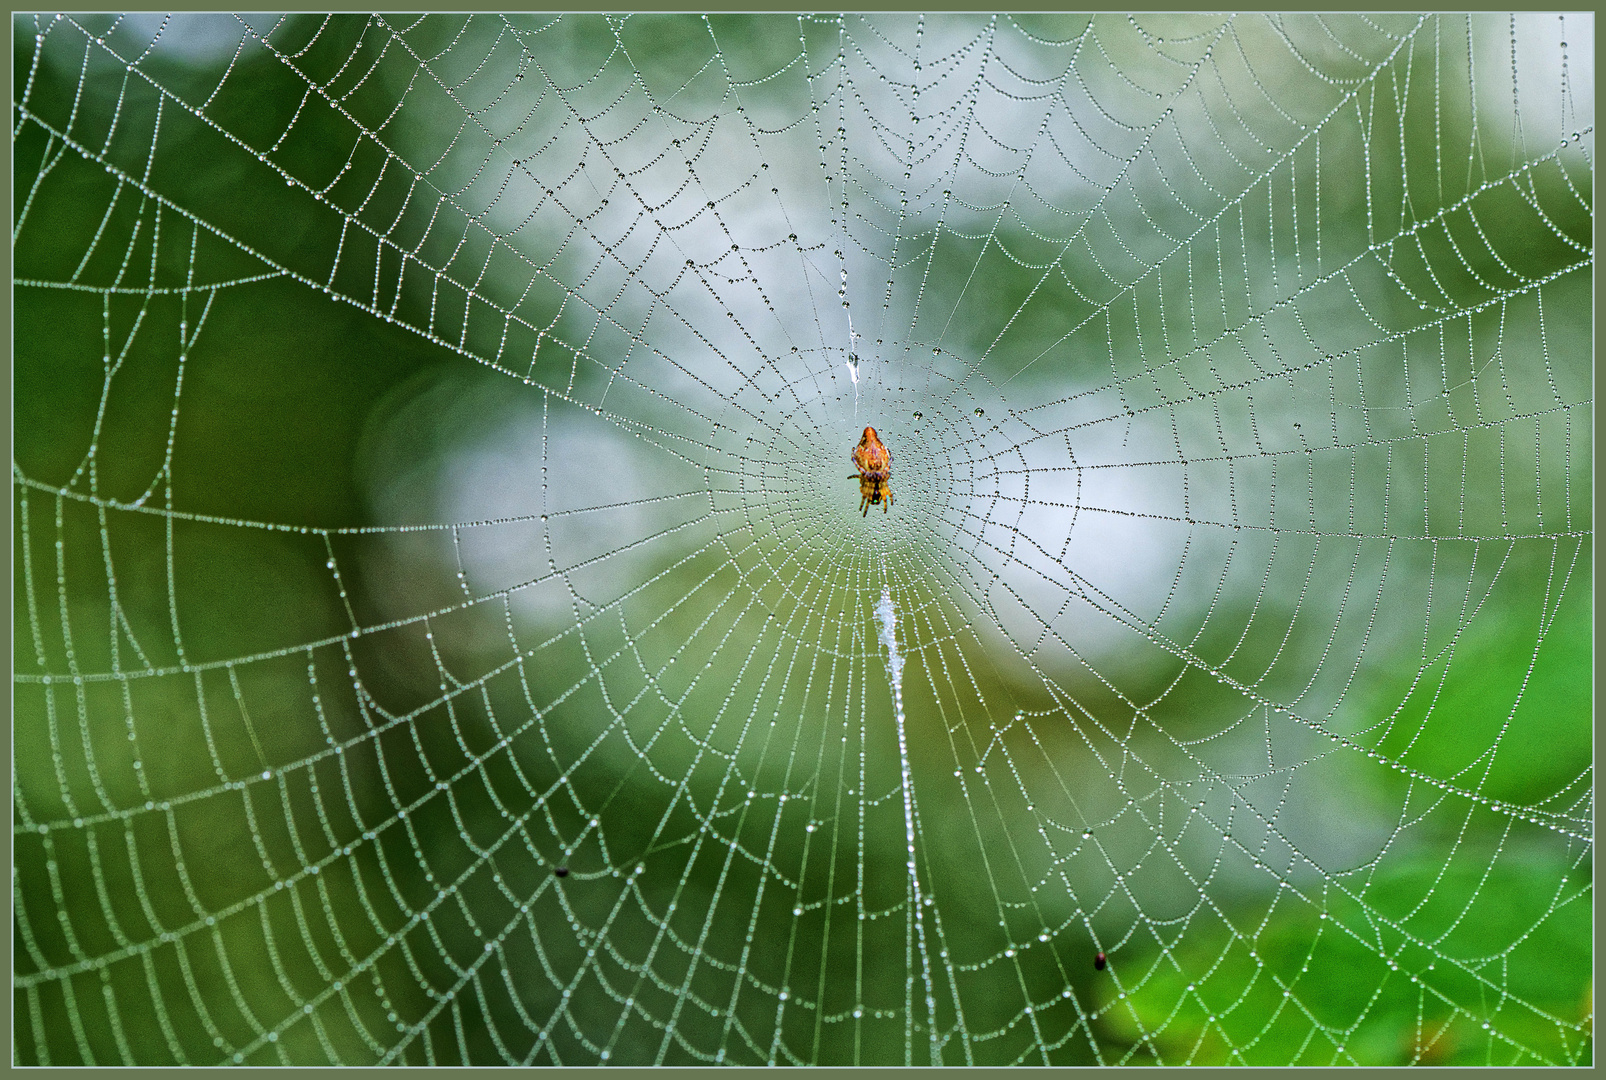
(12, 12, 1593, 1066)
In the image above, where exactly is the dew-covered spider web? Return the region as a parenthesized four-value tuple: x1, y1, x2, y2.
(12, 12, 1594, 1066)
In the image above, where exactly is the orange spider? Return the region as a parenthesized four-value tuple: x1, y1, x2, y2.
(850, 425, 893, 515)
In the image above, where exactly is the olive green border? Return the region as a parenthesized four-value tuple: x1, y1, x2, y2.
(5, 8, 1594, 1080)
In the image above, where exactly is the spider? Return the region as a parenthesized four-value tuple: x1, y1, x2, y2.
(850, 425, 893, 515)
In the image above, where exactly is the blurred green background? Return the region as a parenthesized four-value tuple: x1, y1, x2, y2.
(13, 13, 1591, 1065)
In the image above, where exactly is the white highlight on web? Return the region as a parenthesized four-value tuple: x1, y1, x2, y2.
(877, 586, 939, 1054)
